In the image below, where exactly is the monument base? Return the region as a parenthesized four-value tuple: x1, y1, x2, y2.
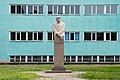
(45, 67, 71, 73)
(45, 70, 71, 73)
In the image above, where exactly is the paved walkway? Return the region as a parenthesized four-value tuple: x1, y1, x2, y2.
(34, 71, 86, 80)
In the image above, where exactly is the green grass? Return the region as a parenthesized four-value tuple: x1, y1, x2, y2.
(0, 64, 120, 80)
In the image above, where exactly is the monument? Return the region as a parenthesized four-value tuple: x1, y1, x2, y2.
(46, 16, 71, 73)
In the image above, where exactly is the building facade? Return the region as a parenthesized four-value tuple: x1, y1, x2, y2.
(0, 0, 120, 63)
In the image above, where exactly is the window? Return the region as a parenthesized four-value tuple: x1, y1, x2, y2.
(10, 31, 43, 41)
(84, 4, 118, 15)
(17, 32, 20, 40)
(10, 56, 14, 62)
(93, 56, 97, 62)
(70, 33, 74, 40)
(48, 5, 53, 14)
(71, 56, 76, 62)
(84, 32, 91, 41)
(65, 5, 69, 14)
(97, 5, 104, 14)
(83, 56, 91, 62)
(111, 32, 117, 41)
(21, 5, 26, 14)
(65, 32, 80, 41)
(38, 32, 43, 40)
(84, 32, 117, 41)
(99, 56, 104, 62)
(28, 5, 33, 14)
(17, 5, 21, 14)
(49, 56, 53, 62)
(21, 56, 25, 62)
(85, 5, 91, 15)
(16, 56, 20, 62)
(48, 5, 80, 15)
(10, 4, 43, 15)
(10, 32, 16, 40)
(28, 32, 33, 40)
(105, 56, 114, 62)
(111, 5, 118, 14)
(11, 5, 15, 14)
(43, 56, 47, 62)
(33, 56, 41, 62)
(39, 6, 43, 14)
(58, 5, 63, 14)
(106, 33, 110, 40)
(66, 56, 70, 62)
(78, 56, 82, 62)
(115, 56, 119, 62)
(97, 32, 104, 41)
(47, 32, 54, 41)
(27, 56, 32, 62)
(21, 32, 26, 40)
(33, 6, 38, 14)
(34, 32, 37, 40)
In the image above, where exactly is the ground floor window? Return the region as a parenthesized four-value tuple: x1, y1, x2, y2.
(9, 55, 120, 63)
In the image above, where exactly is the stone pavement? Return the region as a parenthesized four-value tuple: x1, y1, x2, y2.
(35, 72, 86, 80)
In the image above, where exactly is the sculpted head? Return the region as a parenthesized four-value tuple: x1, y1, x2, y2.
(56, 16, 61, 23)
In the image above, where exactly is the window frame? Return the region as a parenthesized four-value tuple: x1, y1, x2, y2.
(9, 4, 44, 15)
(47, 4, 80, 15)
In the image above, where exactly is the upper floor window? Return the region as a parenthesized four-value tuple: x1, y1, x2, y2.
(48, 5, 80, 15)
(84, 32, 118, 41)
(10, 31, 43, 41)
(84, 4, 118, 15)
(10, 4, 43, 15)
(47, 32, 54, 41)
(65, 32, 80, 41)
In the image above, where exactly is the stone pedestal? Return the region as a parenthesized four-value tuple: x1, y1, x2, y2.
(46, 35, 71, 73)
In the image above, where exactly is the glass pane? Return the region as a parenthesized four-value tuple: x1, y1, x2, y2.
(97, 5, 104, 14)
(17, 5, 21, 14)
(75, 32, 79, 41)
(70, 33, 74, 40)
(28, 32, 33, 40)
(93, 5, 96, 14)
(111, 5, 117, 14)
(106, 33, 110, 40)
(38, 32, 43, 40)
(99, 56, 104, 62)
(11, 5, 15, 14)
(48, 32, 52, 40)
(58, 5, 63, 14)
(92, 33, 95, 40)
(65, 5, 69, 14)
(39, 5, 43, 14)
(85, 5, 91, 15)
(97, 32, 104, 41)
(34, 6, 38, 14)
(71, 5, 74, 14)
(111, 32, 117, 41)
(84, 32, 91, 40)
(22, 5, 26, 14)
(75, 5, 80, 14)
(106, 5, 110, 13)
(11, 32, 16, 40)
(17, 32, 20, 40)
(54, 6, 57, 14)
(21, 32, 26, 40)
(28, 5, 33, 14)
(34, 33, 37, 40)
(48, 5, 53, 14)
(65, 32, 69, 40)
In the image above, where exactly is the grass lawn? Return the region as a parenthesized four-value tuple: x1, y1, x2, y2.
(0, 64, 120, 79)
